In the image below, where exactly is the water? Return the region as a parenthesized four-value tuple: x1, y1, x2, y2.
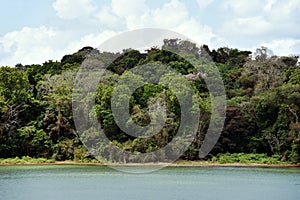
(0, 165, 299, 200)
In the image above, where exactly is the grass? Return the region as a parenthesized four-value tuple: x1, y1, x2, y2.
(0, 153, 296, 166)
(175, 153, 294, 166)
(210, 153, 288, 164)
(0, 156, 55, 164)
(0, 156, 102, 165)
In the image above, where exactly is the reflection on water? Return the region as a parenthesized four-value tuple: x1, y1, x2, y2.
(0, 165, 299, 200)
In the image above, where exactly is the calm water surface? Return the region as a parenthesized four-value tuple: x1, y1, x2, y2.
(0, 165, 299, 200)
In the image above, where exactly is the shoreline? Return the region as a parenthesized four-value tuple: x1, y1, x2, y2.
(0, 160, 299, 168)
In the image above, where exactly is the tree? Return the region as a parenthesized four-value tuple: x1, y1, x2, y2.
(38, 70, 76, 142)
(0, 66, 32, 157)
(243, 47, 288, 93)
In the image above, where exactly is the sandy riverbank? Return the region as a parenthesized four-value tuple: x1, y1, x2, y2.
(1, 160, 299, 168)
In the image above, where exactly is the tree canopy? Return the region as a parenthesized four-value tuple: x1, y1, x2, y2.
(0, 40, 299, 163)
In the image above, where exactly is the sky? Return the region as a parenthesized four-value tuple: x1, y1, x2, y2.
(0, 0, 299, 66)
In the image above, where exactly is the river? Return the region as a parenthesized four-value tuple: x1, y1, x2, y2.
(0, 165, 299, 200)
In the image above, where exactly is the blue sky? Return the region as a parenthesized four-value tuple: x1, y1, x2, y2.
(0, 0, 299, 66)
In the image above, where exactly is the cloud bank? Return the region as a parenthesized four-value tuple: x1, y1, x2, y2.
(0, 0, 299, 66)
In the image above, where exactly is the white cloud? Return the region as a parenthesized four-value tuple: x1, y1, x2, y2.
(219, 0, 300, 39)
(53, 0, 96, 19)
(100, 1, 160, 28)
(1, 0, 299, 67)
(111, 0, 149, 18)
(0, 0, 220, 67)
(109, 0, 151, 30)
(69, 30, 119, 51)
(151, 0, 189, 28)
(95, 5, 124, 29)
(222, 16, 272, 36)
(264, 0, 278, 12)
(215, 0, 300, 51)
(0, 26, 70, 66)
(196, 0, 214, 9)
(105, 0, 216, 46)
(261, 39, 300, 56)
(0, 26, 119, 66)
(176, 18, 215, 46)
(265, 0, 300, 22)
(223, 0, 263, 17)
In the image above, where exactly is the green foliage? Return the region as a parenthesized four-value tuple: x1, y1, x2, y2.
(38, 70, 76, 141)
(0, 156, 55, 164)
(227, 96, 249, 106)
(108, 49, 146, 74)
(0, 43, 299, 164)
(288, 67, 300, 85)
(212, 153, 286, 164)
(0, 66, 32, 105)
(17, 125, 53, 158)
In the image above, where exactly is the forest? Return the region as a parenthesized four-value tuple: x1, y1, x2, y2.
(0, 39, 299, 164)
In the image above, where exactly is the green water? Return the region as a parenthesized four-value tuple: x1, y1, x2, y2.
(0, 165, 299, 200)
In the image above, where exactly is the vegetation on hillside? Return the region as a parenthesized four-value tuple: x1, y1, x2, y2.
(0, 41, 299, 163)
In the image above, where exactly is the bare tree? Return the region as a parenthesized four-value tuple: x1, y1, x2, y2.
(244, 47, 287, 93)
(0, 104, 23, 136)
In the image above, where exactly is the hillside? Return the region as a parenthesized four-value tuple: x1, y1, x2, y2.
(0, 39, 299, 164)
